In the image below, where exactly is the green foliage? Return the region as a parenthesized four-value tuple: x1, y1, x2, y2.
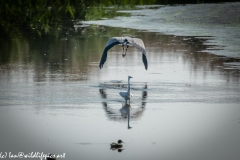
(0, 0, 86, 35)
(0, 0, 238, 36)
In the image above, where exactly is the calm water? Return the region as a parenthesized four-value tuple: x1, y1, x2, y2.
(1, 7, 240, 160)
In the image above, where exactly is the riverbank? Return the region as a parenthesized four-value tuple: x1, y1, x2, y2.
(83, 2, 240, 60)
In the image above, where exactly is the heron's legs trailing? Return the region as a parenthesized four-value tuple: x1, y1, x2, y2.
(125, 45, 129, 54)
(122, 44, 126, 57)
(122, 45, 129, 58)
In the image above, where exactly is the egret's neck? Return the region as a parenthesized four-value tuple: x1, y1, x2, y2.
(127, 78, 131, 95)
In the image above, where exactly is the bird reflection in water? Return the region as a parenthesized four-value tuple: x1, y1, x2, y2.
(141, 83, 148, 107)
(99, 83, 148, 129)
(111, 147, 124, 152)
(120, 102, 132, 129)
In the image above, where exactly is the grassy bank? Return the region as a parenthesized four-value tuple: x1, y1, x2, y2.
(0, 0, 239, 36)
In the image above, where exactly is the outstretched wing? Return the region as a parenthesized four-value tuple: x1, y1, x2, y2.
(128, 38, 148, 70)
(99, 37, 123, 69)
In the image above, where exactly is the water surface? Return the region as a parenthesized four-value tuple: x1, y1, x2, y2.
(1, 7, 240, 160)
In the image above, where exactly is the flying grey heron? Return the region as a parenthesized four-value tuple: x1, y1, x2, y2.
(99, 37, 148, 70)
(119, 76, 133, 103)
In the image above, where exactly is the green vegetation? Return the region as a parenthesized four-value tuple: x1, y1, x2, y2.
(0, 0, 239, 36)
(0, 0, 86, 36)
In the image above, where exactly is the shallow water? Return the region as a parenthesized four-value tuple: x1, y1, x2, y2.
(1, 12, 240, 160)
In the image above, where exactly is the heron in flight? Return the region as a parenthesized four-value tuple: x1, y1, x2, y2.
(99, 37, 148, 70)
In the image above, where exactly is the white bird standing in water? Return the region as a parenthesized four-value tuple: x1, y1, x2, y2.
(119, 76, 133, 103)
(99, 37, 148, 70)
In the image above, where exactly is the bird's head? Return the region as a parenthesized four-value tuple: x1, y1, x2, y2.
(118, 140, 123, 144)
(123, 39, 129, 44)
(128, 76, 133, 79)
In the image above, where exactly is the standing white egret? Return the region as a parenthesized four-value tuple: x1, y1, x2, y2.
(99, 37, 148, 70)
(119, 76, 133, 102)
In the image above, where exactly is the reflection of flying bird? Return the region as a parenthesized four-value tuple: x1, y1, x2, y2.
(119, 76, 133, 102)
(99, 81, 147, 122)
(99, 37, 148, 70)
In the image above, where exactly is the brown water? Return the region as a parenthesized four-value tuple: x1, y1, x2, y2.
(0, 25, 240, 159)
